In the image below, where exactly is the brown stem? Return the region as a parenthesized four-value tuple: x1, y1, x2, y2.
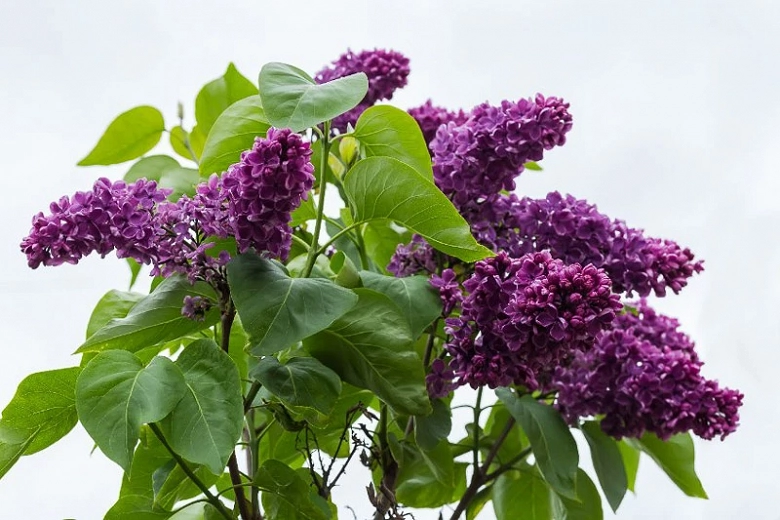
(448, 417, 516, 520)
(228, 452, 253, 520)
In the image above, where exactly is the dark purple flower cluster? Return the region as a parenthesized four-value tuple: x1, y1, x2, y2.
(21, 178, 170, 269)
(181, 295, 212, 322)
(445, 251, 622, 390)
(426, 359, 457, 399)
(315, 48, 410, 131)
(462, 191, 704, 297)
(430, 269, 463, 316)
(554, 301, 743, 440)
(387, 234, 437, 277)
(221, 128, 315, 260)
(408, 100, 468, 147)
(431, 95, 572, 206)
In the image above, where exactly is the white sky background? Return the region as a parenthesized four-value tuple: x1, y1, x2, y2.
(1, 1, 778, 518)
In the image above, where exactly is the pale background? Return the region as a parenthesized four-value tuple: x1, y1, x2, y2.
(1, 1, 777, 519)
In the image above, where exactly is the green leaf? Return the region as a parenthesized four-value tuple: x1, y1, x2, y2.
(199, 95, 271, 176)
(290, 195, 316, 227)
(251, 357, 342, 415)
(125, 155, 200, 200)
(78, 106, 165, 166)
(484, 402, 529, 464)
(86, 289, 145, 339)
(496, 389, 578, 499)
(104, 495, 171, 520)
(617, 440, 639, 492)
(170, 126, 196, 162)
(0, 428, 39, 481)
(78, 275, 219, 354)
(160, 339, 244, 475)
(330, 251, 361, 288)
(414, 398, 451, 451)
(258, 62, 368, 132)
(362, 220, 411, 274)
(354, 105, 434, 180)
(154, 463, 220, 510)
(626, 432, 707, 498)
(524, 161, 543, 171)
(0, 367, 80, 455)
(581, 421, 628, 512)
(305, 288, 431, 416)
(552, 469, 604, 520)
(360, 271, 441, 339)
(493, 470, 551, 520)
(467, 486, 493, 520)
(127, 258, 143, 289)
(195, 63, 258, 135)
(395, 442, 464, 508)
(190, 125, 206, 158)
(227, 254, 358, 356)
(343, 157, 493, 262)
(256, 459, 330, 520)
(76, 352, 186, 470)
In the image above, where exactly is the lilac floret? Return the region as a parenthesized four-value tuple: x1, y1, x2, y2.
(426, 359, 458, 399)
(408, 100, 468, 148)
(430, 269, 463, 316)
(181, 295, 212, 322)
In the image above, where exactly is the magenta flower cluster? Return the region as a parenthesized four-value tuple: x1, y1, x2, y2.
(445, 252, 621, 390)
(431, 96, 573, 206)
(315, 48, 410, 131)
(554, 300, 743, 440)
(466, 191, 705, 297)
(407, 100, 468, 147)
(21, 128, 314, 283)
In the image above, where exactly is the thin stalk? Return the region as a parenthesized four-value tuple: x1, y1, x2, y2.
(148, 423, 233, 520)
(314, 222, 361, 256)
(405, 325, 439, 437)
(302, 120, 331, 278)
(473, 387, 484, 470)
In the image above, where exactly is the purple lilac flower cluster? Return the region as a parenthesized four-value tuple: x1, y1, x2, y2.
(554, 300, 743, 440)
(445, 251, 621, 390)
(221, 128, 315, 259)
(426, 359, 458, 399)
(407, 100, 468, 147)
(430, 269, 463, 316)
(21, 128, 314, 282)
(315, 48, 410, 131)
(464, 191, 704, 297)
(431, 95, 572, 206)
(21, 178, 170, 269)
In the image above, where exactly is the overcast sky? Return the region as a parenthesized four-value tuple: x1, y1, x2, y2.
(1, 1, 778, 519)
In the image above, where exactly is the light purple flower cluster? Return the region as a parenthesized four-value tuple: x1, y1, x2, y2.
(21, 128, 314, 280)
(445, 251, 622, 390)
(315, 48, 410, 131)
(21, 178, 170, 269)
(554, 300, 743, 440)
(408, 100, 468, 148)
(431, 95, 572, 206)
(221, 128, 315, 259)
(181, 295, 212, 321)
(430, 269, 463, 316)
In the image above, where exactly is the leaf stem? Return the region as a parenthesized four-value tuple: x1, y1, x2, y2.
(148, 423, 233, 520)
(302, 121, 331, 278)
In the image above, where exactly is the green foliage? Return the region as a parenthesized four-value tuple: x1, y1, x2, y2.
(360, 271, 441, 339)
(78, 106, 165, 166)
(496, 389, 579, 499)
(199, 95, 270, 176)
(343, 156, 493, 262)
(78, 276, 220, 354)
(251, 356, 342, 415)
(305, 288, 431, 416)
(626, 432, 708, 498)
(76, 352, 186, 470)
(258, 62, 367, 132)
(195, 63, 258, 135)
(227, 254, 358, 355)
(551, 469, 604, 520)
(493, 470, 551, 520)
(256, 460, 331, 520)
(617, 439, 640, 492)
(159, 339, 244, 475)
(581, 421, 628, 512)
(125, 155, 200, 200)
(353, 105, 433, 180)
